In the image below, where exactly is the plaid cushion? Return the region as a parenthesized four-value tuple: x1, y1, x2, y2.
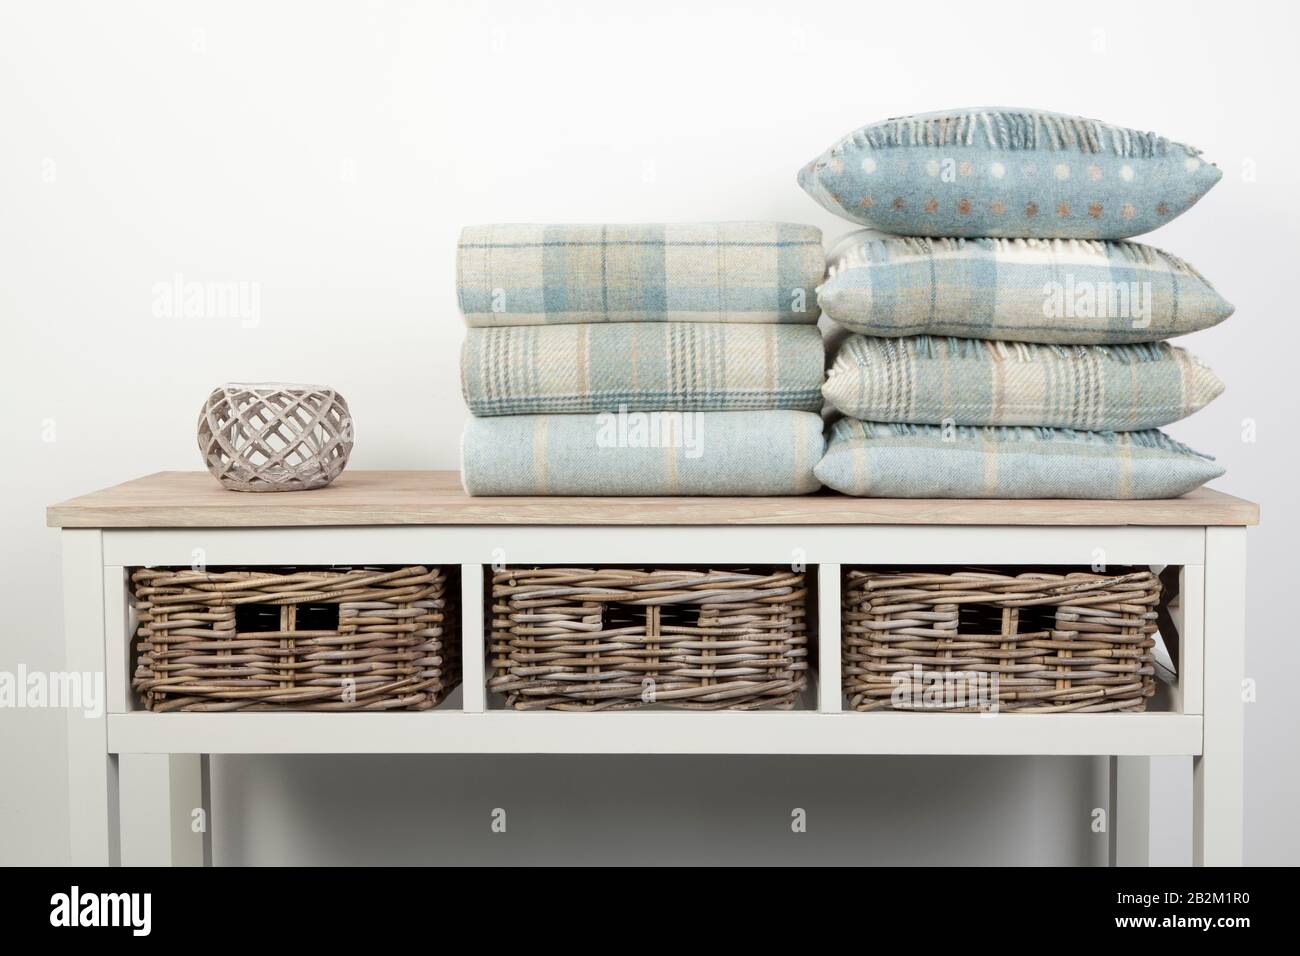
(815, 418, 1223, 499)
(799, 108, 1221, 239)
(462, 323, 824, 416)
(818, 233, 1232, 343)
(458, 222, 824, 326)
(823, 335, 1223, 430)
(462, 411, 824, 496)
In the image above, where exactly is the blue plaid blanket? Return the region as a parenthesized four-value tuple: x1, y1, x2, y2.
(459, 222, 824, 326)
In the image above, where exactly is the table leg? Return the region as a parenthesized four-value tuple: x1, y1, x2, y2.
(119, 754, 209, 866)
(1194, 526, 1247, 866)
(63, 529, 118, 865)
(1109, 756, 1151, 866)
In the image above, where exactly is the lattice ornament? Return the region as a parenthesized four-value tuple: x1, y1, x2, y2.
(198, 383, 353, 492)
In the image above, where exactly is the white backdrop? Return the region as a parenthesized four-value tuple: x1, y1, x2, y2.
(2, 0, 1296, 865)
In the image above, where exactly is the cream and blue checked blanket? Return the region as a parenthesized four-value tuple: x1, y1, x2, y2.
(462, 323, 825, 416)
(819, 233, 1232, 344)
(815, 418, 1223, 499)
(823, 335, 1223, 430)
(462, 410, 824, 496)
(458, 222, 824, 326)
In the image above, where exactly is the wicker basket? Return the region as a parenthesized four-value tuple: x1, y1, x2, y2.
(131, 565, 459, 712)
(842, 568, 1159, 714)
(488, 567, 809, 711)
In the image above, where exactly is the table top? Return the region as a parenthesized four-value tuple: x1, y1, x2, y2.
(46, 470, 1260, 528)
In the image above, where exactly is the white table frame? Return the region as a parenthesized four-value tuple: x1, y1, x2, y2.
(60, 522, 1247, 867)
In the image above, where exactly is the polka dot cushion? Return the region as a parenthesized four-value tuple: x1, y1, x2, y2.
(798, 109, 1221, 239)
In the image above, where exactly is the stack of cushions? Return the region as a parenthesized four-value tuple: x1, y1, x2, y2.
(457, 222, 828, 495)
(799, 108, 1231, 499)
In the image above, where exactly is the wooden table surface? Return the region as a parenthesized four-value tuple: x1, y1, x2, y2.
(46, 470, 1260, 528)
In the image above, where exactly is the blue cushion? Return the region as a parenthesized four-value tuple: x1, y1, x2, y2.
(815, 418, 1223, 499)
(799, 109, 1221, 239)
(824, 335, 1223, 430)
(818, 232, 1232, 344)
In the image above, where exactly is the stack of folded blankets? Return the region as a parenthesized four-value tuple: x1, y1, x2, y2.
(798, 108, 1232, 498)
(457, 223, 828, 495)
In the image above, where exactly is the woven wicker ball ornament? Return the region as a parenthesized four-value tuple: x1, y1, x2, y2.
(198, 383, 353, 492)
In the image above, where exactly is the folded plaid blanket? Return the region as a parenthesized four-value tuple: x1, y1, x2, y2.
(462, 410, 825, 496)
(823, 335, 1223, 430)
(815, 418, 1223, 499)
(458, 222, 824, 326)
(819, 233, 1232, 344)
(462, 323, 825, 416)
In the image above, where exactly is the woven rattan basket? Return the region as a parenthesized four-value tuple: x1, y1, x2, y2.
(131, 565, 459, 712)
(842, 568, 1159, 714)
(488, 567, 809, 711)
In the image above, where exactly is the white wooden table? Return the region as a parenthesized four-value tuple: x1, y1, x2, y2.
(48, 471, 1258, 867)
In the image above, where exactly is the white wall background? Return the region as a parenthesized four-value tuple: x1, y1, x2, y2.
(2, 0, 1296, 865)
